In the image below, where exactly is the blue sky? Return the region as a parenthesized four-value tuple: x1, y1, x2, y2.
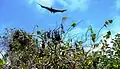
(0, 0, 120, 58)
(0, 0, 120, 34)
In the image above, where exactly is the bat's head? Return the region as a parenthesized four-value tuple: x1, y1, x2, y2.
(63, 9, 67, 12)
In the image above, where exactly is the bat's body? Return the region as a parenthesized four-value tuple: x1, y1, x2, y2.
(37, 3, 66, 13)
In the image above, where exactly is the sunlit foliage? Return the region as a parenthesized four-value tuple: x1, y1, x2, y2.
(0, 17, 119, 69)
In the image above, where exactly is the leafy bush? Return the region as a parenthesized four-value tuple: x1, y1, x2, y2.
(0, 18, 119, 69)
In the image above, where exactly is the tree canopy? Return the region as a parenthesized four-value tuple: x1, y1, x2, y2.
(0, 17, 119, 69)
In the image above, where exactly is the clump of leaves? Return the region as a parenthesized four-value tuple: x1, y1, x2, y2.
(1, 29, 38, 69)
(104, 20, 113, 27)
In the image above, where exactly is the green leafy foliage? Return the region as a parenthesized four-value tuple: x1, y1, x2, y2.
(0, 59, 6, 65)
(37, 30, 41, 35)
(0, 18, 119, 69)
(62, 16, 67, 21)
(104, 20, 113, 27)
(89, 25, 94, 33)
(91, 33, 96, 42)
(71, 22, 76, 27)
(104, 31, 111, 39)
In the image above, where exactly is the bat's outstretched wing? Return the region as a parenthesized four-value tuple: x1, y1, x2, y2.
(53, 9, 67, 13)
(36, 3, 51, 10)
(36, 2, 67, 13)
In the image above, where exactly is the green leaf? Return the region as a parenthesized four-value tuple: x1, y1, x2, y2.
(0, 59, 6, 65)
(88, 60, 92, 65)
(108, 20, 113, 23)
(36, 24, 39, 27)
(91, 33, 96, 42)
(79, 41, 83, 45)
(105, 20, 109, 25)
(37, 31, 41, 35)
(62, 16, 67, 21)
(105, 31, 111, 39)
(113, 64, 118, 68)
(104, 20, 113, 27)
(101, 46, 105, 49)
(32, 32, 34, 34)
(71, 22, 76, 27)
(107, 31, 111, 35)
(28, 35, 32, 39)
(89, 25, 93, 33)
(94, 43, 99, 47)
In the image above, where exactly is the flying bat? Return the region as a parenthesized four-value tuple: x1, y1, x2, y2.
(36, 3, 67, 13)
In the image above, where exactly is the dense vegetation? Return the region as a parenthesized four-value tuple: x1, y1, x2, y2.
(0, 17, 120, 69)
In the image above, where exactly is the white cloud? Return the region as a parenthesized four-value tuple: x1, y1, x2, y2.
(116, 0, 120, 10)
(28, 0, 34, 4)
(57, 0, 90, 12)
(111, 16, 120, 34)
(27, 0, 90, 12)
(27, 0, 54, 7)
(65, 27, 88, 42)
(37, 0, 54, 7)
(26, 0, 55, 13)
